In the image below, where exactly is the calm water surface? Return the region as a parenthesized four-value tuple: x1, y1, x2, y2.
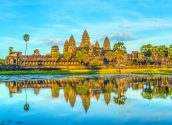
(0, 74, 172, 125)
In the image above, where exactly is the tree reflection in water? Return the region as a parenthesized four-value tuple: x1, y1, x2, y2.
(142, 81, 153, 99)
(24, 89, 30, 111)
(6, 75, 172, 112)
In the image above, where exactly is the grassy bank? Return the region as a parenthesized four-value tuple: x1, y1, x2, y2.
(0, 68, 172, 75)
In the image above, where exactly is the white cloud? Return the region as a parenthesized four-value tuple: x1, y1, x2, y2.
(119, 18, 172, 31)
(41, 38, 63, 46)
(108, 32, 138, 41)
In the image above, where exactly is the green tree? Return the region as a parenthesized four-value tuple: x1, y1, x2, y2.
(9, 47, 13, 54)
(140, 44, 153, 64)
(104, 51, 115, 66)
(114, 94, 127, 105)
(152, 46, 159, 67)
(151, 45, 168, 67)
(64, 52, 73, 69)
(89, 57, 101, 68)
(0, 59, 5, 65)
(141, 82, 153, 100)
(24, 103, 30, 111)
(76, 49, 89, 65)
(168, 45, 172, 60)
(113, 42, 127, 73)
(114, 88, 127, 105)
(137, 52, 144, 62)
(159, 45, 168, 67)
(113, 42, 126, 52)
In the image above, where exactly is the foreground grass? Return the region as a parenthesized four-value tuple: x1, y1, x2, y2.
(0, 68, 172, 75)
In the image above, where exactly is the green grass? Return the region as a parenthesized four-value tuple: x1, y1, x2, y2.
(0, 68, 172, 75)
(0, 70, 99, 75)
(122, 68, 172, 75)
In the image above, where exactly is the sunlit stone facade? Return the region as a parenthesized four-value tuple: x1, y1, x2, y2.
(103, 36, 111, 51)
(6, 29, 166, 69)
(5, 30, 112, 69)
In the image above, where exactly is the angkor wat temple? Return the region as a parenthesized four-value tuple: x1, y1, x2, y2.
(5, 29, 172, 69)
(5, 30, 113, 69)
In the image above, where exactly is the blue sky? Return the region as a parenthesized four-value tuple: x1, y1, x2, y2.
(0, 0, 172, 58)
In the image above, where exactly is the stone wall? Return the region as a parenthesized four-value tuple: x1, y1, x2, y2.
(0, 65, 22, 71)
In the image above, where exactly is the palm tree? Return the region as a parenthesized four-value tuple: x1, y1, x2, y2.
(23, 34, 30, 55)
(24, 89, 30, 111)
(24, 103, 30, 111)
(23, 34, 30, 111)
(9, 47, 13, 54)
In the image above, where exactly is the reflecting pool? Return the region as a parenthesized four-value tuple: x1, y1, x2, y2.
(0, 74, 172, 125)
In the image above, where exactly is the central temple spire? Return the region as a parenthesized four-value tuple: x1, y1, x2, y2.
(80, 29, 93, 54)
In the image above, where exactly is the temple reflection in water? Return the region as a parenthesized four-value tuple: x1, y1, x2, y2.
(5, 75, 172, 112)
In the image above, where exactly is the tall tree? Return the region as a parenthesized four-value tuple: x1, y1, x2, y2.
(159, 45, 168, 67)
(23, 34, 30, 111)
(113, 42, 127, 73)
(140, 44, 153, 63)
(113, 42, 126, 52)
(23, 34, 30, 55)
(9, 47, 13, 54)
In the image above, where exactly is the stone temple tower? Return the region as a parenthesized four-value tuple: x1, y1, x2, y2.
(68, 35, 76, 53)
(63, 39, 69, 54)
(95, 40, 100, 48)
(103, 36, 111, 51)
(34, 49, 40, 56)
(51, 46, 59, 59)
(80, 29, 93, 54)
